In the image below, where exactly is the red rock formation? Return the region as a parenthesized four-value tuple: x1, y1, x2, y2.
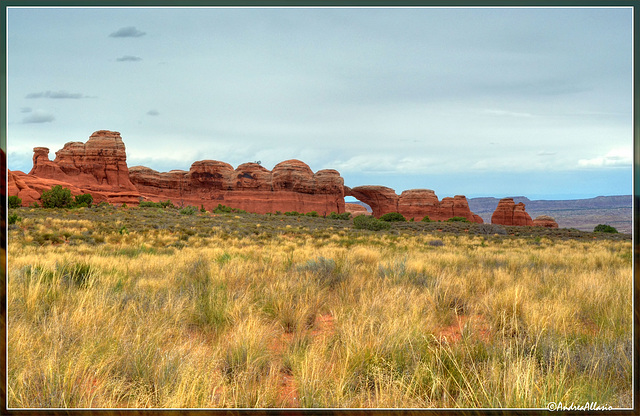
(491, 198, 534, 226)
(533, 215, 559, 228)
(347, 186, 399, 218)
(9, 130, 486, 220)
(130, 159, 346, 215)
(347, 187, 482, 223)
(30, 130, 138, 193)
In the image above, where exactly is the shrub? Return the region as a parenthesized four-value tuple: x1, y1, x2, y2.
(285, 211, 302, 216)
(353, 214, 391, 231)
(200, 204, 206, 213)
(74, 193, 93, 208)
(446, 216, 470, 223)
(379, 212, 406, 222)
(299, 257, 344, 288)
(328, 212, 351, 220)
(179, 206, 198, 215)
(477, 223, 507, 235)
(29, 202, 40, 208)
(305, 211, 318, 217)
(8, 213, 22, 225)
(594, 224, 618, 233)
(8, 195, 22, 208)
(40, 185, 73, 208)
(428, 239, 444, 247)
(213, 204, 246, 214)
(421, 215, 431, 222)
(121, 203, 127, 209)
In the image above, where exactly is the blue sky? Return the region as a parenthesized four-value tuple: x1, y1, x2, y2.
(6, 6, 633, 200)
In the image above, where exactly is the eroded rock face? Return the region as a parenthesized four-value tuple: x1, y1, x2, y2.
(130, 159, 346, 215)
(29, 130, 139, 194)
(491, 198, 534, 226)
(533, 215, 559, 228)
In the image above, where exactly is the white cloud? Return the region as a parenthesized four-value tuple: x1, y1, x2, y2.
(578, 147, 632, 168)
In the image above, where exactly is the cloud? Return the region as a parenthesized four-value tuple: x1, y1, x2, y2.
(117, 55, 142, 62)
(26, 90, 89, 99)
(20, 107, 32, 113)
(22, 110, 55, 124)
(109, 26, 145, 38)
(578, 147, 632, 168)
(147, 110, 159, 116)
(537, 150, 557, 156)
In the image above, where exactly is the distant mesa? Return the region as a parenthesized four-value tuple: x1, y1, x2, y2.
(6, 130, 560, 226)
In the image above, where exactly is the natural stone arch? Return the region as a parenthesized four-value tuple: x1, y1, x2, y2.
(344, 185, 399, 218)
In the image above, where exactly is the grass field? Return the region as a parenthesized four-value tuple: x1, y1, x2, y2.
(6, 206, 632, 408)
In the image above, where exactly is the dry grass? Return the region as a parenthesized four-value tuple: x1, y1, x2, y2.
(6, 207, 632, 408)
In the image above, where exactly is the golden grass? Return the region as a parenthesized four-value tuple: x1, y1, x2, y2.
(7, 211, 632, 408)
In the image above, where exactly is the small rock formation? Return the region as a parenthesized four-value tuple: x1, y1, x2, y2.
(346, 186, 483, 223)
(491, 198, 534, 226)
(533, 215, 559, 228)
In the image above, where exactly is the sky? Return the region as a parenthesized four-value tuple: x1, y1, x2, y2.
(6, 6, 633, 200)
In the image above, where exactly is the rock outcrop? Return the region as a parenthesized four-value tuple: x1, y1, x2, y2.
(346, 186, 483, 223)
(30, 130, 138, 193)
(129, 159, 346, 215)
(9, 131, 547, 227)
(533, 215, 559, 228)
(491, 198, 534, 226)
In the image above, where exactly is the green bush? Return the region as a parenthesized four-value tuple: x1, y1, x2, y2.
(213, 204, 246, 214)
(179, 206, 198, 215)
(328, 212, 351, 220)
(379, 212, 406, 222)
(305, 211, 318, 217)
(41, 185, 73, 208)
(594, 224, 618, 233)
(74, 193, 93, 208)
(421, 215, 431, 222)
(284, 211, 302, 216)
(446, 216, 470, 223)
(353, 214, 391, 231)
(8, 213, 22, 225)
(200, 204, 207, 213)
(8, 195, 22, 208)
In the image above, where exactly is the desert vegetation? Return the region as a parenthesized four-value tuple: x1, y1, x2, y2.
(7, 203, 632, 408)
